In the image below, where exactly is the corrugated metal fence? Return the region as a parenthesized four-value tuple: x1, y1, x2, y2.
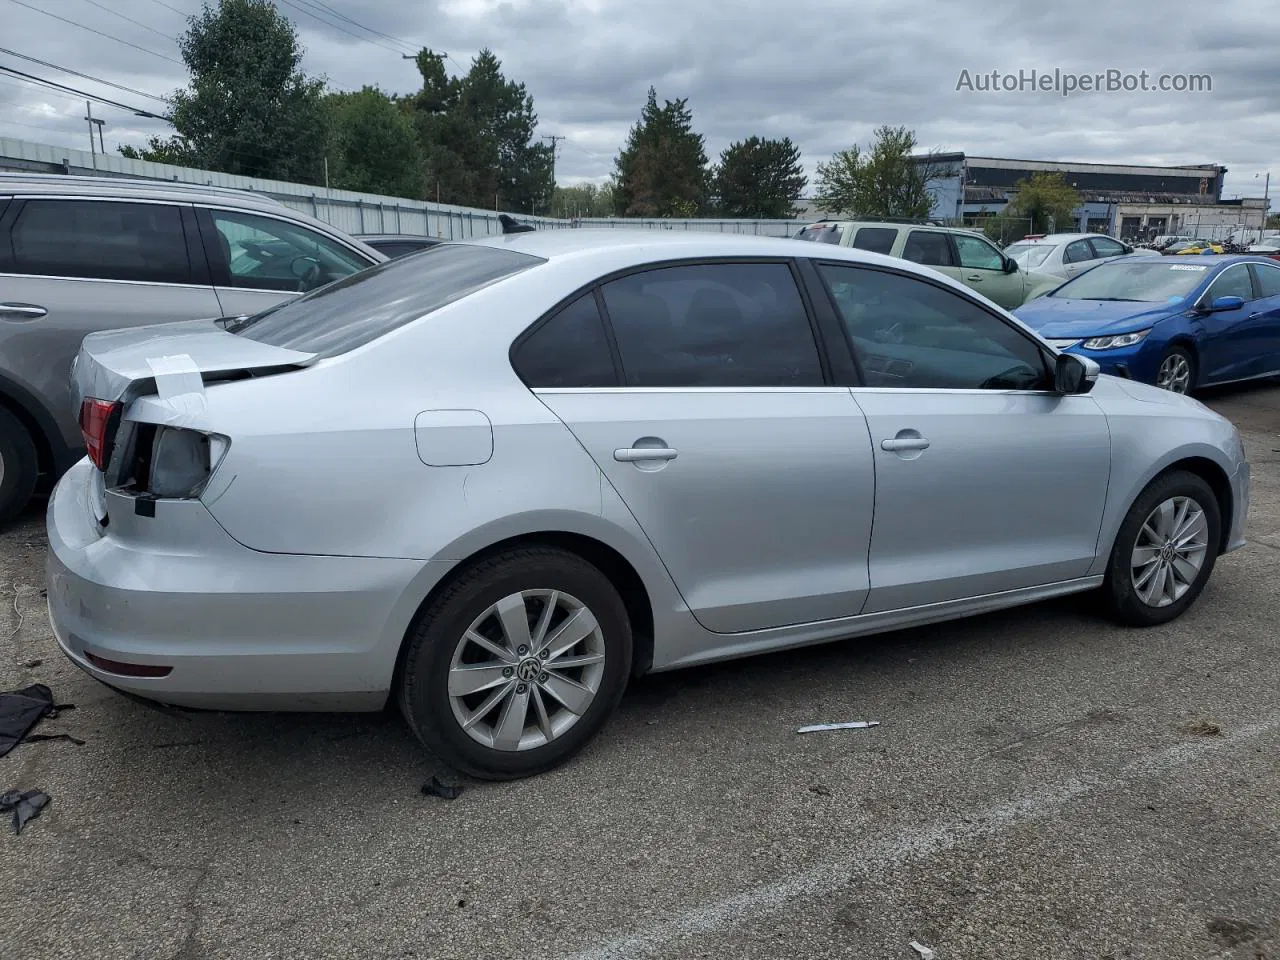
(0, 137, 805, 239)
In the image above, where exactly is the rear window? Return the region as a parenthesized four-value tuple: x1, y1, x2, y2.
(794, 223, 846, 244)
(227, 243, 544, 356)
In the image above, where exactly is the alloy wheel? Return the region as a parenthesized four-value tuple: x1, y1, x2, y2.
(1156, 353, 1192, 393)
(447, 589, 607, 751)
(1130, 496, 1209, 607)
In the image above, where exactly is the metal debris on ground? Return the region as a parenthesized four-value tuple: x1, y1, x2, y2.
(1, 788, 50, 834)
(421, 775, 464, 800)
(909, 940, 936, 959)
(796, 721, 881, 733)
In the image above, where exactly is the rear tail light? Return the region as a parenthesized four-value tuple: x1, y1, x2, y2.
(79, 398, 121, 471)
(121, 424, 229, 500)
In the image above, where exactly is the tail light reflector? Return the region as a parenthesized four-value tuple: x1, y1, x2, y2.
(79, 399, 122, 471)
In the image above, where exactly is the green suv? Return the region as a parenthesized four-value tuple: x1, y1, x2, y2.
(794, 220, 1062, 309)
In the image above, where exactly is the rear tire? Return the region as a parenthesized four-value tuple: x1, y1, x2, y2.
(399, 547, 632, 780)
(1102, 470, 1220, 626)
(0, 407, 39, 525)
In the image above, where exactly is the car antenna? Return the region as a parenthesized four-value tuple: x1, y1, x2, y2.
(499, 214, 535, 234)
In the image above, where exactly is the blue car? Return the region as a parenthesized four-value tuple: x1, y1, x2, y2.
(1013, 255, 1280, 393)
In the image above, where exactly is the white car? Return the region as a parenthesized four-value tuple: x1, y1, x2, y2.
(1003, 233, 1143, 283)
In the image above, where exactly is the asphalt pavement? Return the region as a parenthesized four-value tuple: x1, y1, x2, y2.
(1, 383, 1277, 960)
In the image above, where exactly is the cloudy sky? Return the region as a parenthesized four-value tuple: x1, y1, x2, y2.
(2, 0, 1278, 201)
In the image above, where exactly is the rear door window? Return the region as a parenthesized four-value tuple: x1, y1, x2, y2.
(1251, 262, 1280, 298)
(850, 227, 897, 255)
(8, 199, 190, 283)
(229, 243, 544, 357)
(902, 231, 955, 267)
(600, 262, 824, 387)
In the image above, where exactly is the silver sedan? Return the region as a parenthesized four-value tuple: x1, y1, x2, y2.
(47, 230, 1250, 779)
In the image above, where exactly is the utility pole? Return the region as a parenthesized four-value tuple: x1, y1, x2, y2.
(84, 101, 104, 169)
(542, 134, 565, 211)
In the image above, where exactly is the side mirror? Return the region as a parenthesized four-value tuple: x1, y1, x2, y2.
(1003, 256, 1018, 274)
(1205, 295, 1244, 313)
(1054, 352, 1099, 394)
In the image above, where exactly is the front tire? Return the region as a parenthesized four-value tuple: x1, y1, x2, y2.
(0, 407, 39, 526)
(1154, 345, 1196, 394)
(1102, 470, 1221, 626)
(399, 547, 632, 780)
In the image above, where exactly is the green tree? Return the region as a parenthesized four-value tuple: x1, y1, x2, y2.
(409, 48, 552, 212)
(120, 0, 326, 183)
(552, 183, 606, 218)
(323, 87, 423, 198)
(613, 88, 709, 217)
(711, 136, 806, 218)
(1003, 172, 1081, 235)
(814, 125, 934, 219)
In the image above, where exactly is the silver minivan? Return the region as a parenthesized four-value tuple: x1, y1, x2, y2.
(0, 173, 385, 520)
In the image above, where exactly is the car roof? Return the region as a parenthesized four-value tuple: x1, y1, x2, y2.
(0, 172, 290, 211)
(1011, 233, 1107, 245)
(462, 227, 989, 289)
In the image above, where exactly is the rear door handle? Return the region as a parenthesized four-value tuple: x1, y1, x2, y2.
(881, 437, 930, 452)
(615, 447, 678, 463)
(0, 302, 47, 319)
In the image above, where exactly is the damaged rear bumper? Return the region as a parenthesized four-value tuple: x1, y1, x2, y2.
(46, 459, 435, 712)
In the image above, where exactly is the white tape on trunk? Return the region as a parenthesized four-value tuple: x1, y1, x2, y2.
(145, 354, 207, 422)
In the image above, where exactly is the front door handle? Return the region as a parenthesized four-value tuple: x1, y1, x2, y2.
(965, 274, 984, 281)
(881, 437, 931, 452)
(1248, 311, 1262, 319)
(615, 447, 678, 463)
(0, 302, 48, 320)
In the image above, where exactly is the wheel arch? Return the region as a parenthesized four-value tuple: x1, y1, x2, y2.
(1156, 456, 1234, 553)
(389, 530, 658, 707)
(0, 372, 75, 478)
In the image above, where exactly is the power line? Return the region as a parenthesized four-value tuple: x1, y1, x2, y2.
(145, 0, 192, 16)
(4, 0, 183, 66)
(0, 65, 169, 120)
(271, 0, 409, 57)
(294, 0, 418, 54)
(75, 0, 181, 44)
(0, 47, 171, 104)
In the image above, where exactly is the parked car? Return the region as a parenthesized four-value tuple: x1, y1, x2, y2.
(793, 220, 1061, 308)
(0, 173, 385, 521)
(1012, 255, 1280, 393)
(1151, 234, 1194, 251)
(1246, 237, 1280, 260)
(356, 233, 444, 259)
(1001, 233, 1143, 282)
(49, 229, 1249, 780)
(1175, 240, 1227, 255)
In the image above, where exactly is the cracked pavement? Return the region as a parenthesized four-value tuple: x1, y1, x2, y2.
(1, 383, 1277, 960)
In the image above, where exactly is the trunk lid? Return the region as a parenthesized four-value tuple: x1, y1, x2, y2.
(71, 317, 317, 408)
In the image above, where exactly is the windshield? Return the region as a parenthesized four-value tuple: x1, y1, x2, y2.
(228, 243, 544, 356)
(1048, 258, 1210, 302)
(1003, 242, 1054, 268)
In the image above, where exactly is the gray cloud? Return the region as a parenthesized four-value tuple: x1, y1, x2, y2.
(2, 0, 1277, 199)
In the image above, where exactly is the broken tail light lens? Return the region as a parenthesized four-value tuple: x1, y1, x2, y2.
(148, 426, 221, 499)
(78, 398, 121, 471)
